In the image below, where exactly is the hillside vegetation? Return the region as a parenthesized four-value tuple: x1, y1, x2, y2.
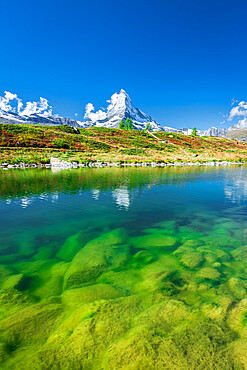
(0, 123, 246, 164)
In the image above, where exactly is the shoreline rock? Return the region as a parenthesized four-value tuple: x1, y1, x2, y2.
(0, 158, 246, 170)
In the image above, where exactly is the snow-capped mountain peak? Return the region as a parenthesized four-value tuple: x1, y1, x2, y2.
(81, 89, 163, 131)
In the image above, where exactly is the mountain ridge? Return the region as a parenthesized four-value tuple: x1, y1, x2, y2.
(0, 89, 245, 137)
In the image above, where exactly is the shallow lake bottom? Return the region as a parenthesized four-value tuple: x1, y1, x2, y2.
(0, 166, 246, 369)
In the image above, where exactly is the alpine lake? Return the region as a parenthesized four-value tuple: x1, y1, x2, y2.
(0, 165, 247, 369)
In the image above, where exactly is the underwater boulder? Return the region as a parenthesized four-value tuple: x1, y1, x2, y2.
(180, 253, 203, 269)
(231, 339, 247, 370)
(227, 298, 247, 335)
(196, 246, 230, 264)
(98, 270, 141, 294)
(231, 245, 247, 262)
(105, 302, 236, 370)
(136, 299, 189, 327)
(131, 250, 155, 266)
(0, 302, 63, 346)
(56, 229, 98, 262)
(212, 262, 221, 268)
(173, 246, 193, 257)
(2, 274, 25, 291)
(0, 289, 34, 321)
(202, 235, 241, 249)
(0, 265, 13, 286)
(63, 228, 130, 289)
(42, 296, 142, 369)
(33, 246, 54, 261)
(201, 298, 232, 323)
(227, 278, 246, 300)
(130, 230, 177, 250)
(0, 342, 8, 363)
(183, 239, 204, 248)
(33, 262, 69, 299)
(134, 255, 182, 297)
(62, 283, 125, 307)
(199, 267, 221, 281)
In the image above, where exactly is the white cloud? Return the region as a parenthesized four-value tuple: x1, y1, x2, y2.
(20, 97, 52, 117)
(228, 100, 247, 121)
(0, 91, 18, 112)
(84, 102, 107, 121)
(17, 100, 23, 114)
(84, 103, 94, 118)
(4, 91, 18, 100)
(0, 91, 53, 117)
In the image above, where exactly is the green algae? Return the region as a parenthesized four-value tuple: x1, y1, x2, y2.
(180, 252, 203, 268)
(62, 284, 126, 306)
(1, 221, 246, 369)
(64, 228, 130, 289)
(130, 230, 178, 250)
(56, 228, 99, 262)
(1, 167, 247, 368)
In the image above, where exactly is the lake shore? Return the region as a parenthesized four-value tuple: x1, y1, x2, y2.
(1, 124, 247, 167)
(0, 159, 246, 170)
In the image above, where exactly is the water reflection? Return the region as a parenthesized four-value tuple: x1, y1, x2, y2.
(112, 186, 130, 210)
(92, 189, 100, 200)
(224, 166, 247, 204)
(1, 165, 247, 210)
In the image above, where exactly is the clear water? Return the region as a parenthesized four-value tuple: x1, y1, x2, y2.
(0, 166, 247, 369)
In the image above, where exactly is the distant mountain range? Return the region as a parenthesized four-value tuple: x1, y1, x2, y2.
(0, 89, 245, 137)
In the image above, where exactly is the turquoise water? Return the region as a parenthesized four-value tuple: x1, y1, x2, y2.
(0, 166, 247, 369)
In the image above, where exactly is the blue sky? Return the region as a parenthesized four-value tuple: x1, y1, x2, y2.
(1, 0, 247, 129)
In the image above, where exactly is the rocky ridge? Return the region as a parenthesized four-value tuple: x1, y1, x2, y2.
(0, 89, 245, 136)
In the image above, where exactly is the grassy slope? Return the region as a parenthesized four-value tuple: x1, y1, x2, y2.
(0, 123, 246, 164)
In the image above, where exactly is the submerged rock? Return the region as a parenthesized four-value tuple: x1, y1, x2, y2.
(199, 267, 221, 281)
(63, 228, 130, 289)
(174, 246, 204, 268)
(231, 245, 247, 262)
(0, 302, 63, 346)
(2, 274, 25, 290)
(181, 253, 203, 269)
(99, 270, 140, 294)
(0, 342, 8, 363)
(130, 230, 177, 250)
(104, 304, 236, 370)
(231, 338, 247, 370)
(56, 229, 98, 262)
(228, 278, 246, 300)
(132, 250, 155, 266)
(33, 246, 54, 261)
(62, 284, 125, 307)
(173, 246, 193, 257)
(33, 262, 69, 299)
(183, 239, 204, 248)
(227, 298, 247, 334)
(202, 235, 241, 249)
(28, 296, 142, 369)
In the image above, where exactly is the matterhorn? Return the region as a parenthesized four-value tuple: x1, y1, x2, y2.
(80, 89, 163, 131)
